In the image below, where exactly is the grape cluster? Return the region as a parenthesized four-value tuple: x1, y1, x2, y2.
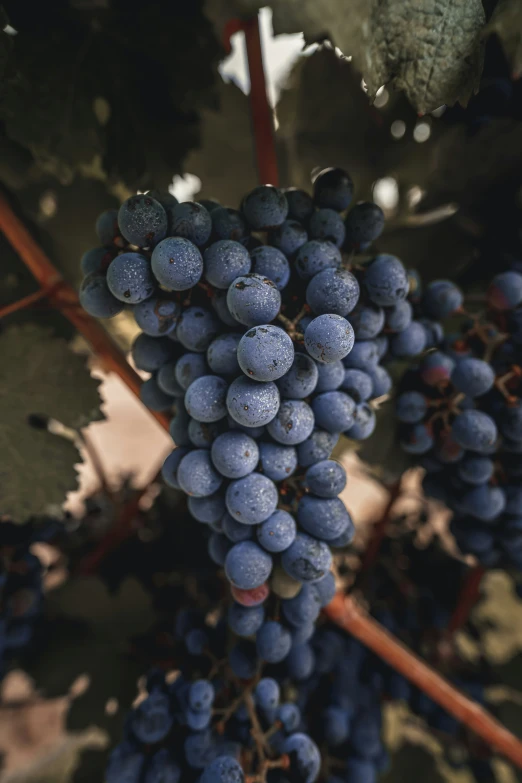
(395, 269, 522, 570)
(0, 521, 49, 678)
(107, 610, 320, 783)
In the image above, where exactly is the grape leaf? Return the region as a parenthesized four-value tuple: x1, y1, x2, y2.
(0, 0, 222, 188)
(183, 78, 258, 205)
(0, 324, 103, 521)
(487, 0, 522, 79)
(261, 0, 485, 114)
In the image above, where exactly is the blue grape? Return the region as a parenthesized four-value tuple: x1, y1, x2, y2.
(268, 219, 308, 256)
(420, 318, 444, 348)
(364, 254, 409, 306)
(225, 541, 273, 589)
(228, 602, 264, 637)
(282, 733, 321, 783)
(211, 290, 240, 326)
(282, 584, 321, 626)
(131, 690, 172, 743)
(305, 460, 346, 497)
(208, 533, 232, 566)
(256, 621, 292, 663)
(140, 377, 174, 411)
(257, 509, 296, 552)
(458, 454, 494, 485)
(189, 679, 215, 711)
(488, 270, 522, 310)
(80, 246, 113, 276)
(177, 450, 223, 497)
(344, 758, 376, 783)
(162, 446, 190, 489)
(390, 322, 427, 357)
(461, 484, 505, 521)
(170, 202, 211, 246)
(147, 189, 178, 212)
(344, 202, 385, 247)
(95, 208, 119, 246)
(349, 302, 385, 340)
(285, 188, 314, 222)
(107, 252, 155, 303)
(255, 678, 280, 709)
(157, 363, 185, 397)
(187, 708, 211, 731)
(145, 750, 180, 783)
(80, 273, 124, 318)
(396, 391, 427, 423)
(313, 167, 353, 211)
(422, 279, 463, 318)
(204, 240, 251, 289)
(134, 297, 179, 336)
(304, 314, 355, 363)
(118, 194, 167, 247)
(176, 306, 219, 352)
(226, 376, 280, 427)
(401, 424, 434, 454)
(185, 376, 228, 422)
(200, 756, 244, 783)
(132, 334, 178, 372)
(222, 512, 254, 542)
(451, 357, 495, 397)
(323, 706, 350, 746)
(211, 431, 259, 478)
(258, 440, 298, 481)
(315, 361, 345, 392)
(306, 268, 359, 316)
(346, 403, 376, 440)
(368, 365, 392, 398)
(211, 207, 249, 243)
(420, 350, 455, 385)
(227, 274, 281, 326)
(237, 325, 294, 381)
(313, 571, 336, 606)
(341, 368, 373, 402)
(498, 401, 522, 442)
(452, 410, 497, 453)
(267, 400, 315, 445)
(384, 300, 412, 332)
(375, 334, 389, 358)
(242, 185, 288, 230)
(312, 391, 355, 433)
(297, 495, 353, 541)
(188, 493, 226, 524)
(287, 643, 315, 680)
(309, 208, 346, 247)
(296, 430, 339, 467)
(228, 417, 266, 439)
(151, 237, 203, 291)
(106, 743, 144, 783)
(343, 340, 379, 375)
(175, 352, 208, 390)
(207, 333, 241, 376)
(282, 533, 332, 582)
(169, 406, 191, 446)
(277, 353, 319, 399)
(226, 473, 278, 523)
(250, 245, 290, 290)
(295, 240, 341, 281)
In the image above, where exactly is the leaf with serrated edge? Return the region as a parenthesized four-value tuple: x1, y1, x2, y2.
(0, 324, 103, 521)
(264, 0, 485, 114)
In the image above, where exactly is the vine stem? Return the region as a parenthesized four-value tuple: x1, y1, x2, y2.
(224, 16, 278, 186)
(0, 191, 170, 432)
(0, 287, 54, 319)
(448, 565, 485, 634)
(324, 593, 522, 768)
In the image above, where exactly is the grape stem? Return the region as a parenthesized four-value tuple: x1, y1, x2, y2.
(324, 592, 522, 768)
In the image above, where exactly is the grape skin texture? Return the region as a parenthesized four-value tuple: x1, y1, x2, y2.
(242, 185, 288, 230)
(211, 432, 259, 479)
(80, 274, 124, 318)
(151, 237, 204, 291)
(364, 255, 409, 307)
(237, 325, 294, 382)
(185, 376, 228, 423)
(227, 274, 281, 326)
(226, 376, 280, 428)
(226, 473, 278, 524)
(250, 245, 290, 290)
(107, 252, 155, 304)
(267, 400, 315, 445)
(204, 240, 251, 289)
(225, 541, 273, 589)
(118, 194, 167, 247)
(304, 314, 355, 363)
(306, 268, 360, 316)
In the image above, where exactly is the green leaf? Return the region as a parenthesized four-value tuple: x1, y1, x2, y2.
(0, 324, 103, 521)
(487, 0, 522, 80)
(264, 0, 485, 113)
